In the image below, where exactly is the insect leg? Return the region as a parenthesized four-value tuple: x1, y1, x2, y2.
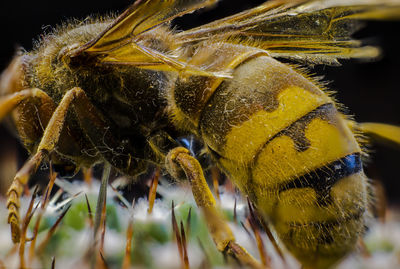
(165, 147, 263, 269)
(0, 88, 56, 243)
(67, 87, 148, 176)
(0, 88, 54, 122)
(6, 87, 90, 243)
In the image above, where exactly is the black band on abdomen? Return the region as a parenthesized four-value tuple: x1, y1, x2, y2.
(279, 153, 363, 206)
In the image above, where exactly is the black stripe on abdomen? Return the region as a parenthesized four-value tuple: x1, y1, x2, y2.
(279, 153, 362, 206)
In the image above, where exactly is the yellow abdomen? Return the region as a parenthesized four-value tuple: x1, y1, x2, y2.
(196, 56, 368, 268)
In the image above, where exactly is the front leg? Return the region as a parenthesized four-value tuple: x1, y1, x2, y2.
(5, 87, 147, 243)
(6, 87, 80, 242)
(165, 147, 263, 269)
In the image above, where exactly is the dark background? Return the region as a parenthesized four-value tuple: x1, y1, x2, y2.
(0, 0, 399, 203)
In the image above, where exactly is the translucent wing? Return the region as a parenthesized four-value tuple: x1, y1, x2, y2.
(66, 0, 228, 76)
(177, 0, 400, 65)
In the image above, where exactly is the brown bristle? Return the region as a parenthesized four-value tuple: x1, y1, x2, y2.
(248, 216, 269, 267)
(122, 220, 133, 269)
(171, 201, 184, 267)
(211, 167, 220, 202)
(148, 168, 160, 214)
(19, 186, 39, 269)
(29, 173, 57, 263)
(260, 218, 287, 265)
(84, 167, 93, 187)
(180, 221, 189, 269)
(240, 221, 253, 239)
(85, 194, 94, 228)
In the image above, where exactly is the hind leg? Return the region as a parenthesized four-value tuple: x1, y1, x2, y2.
(165, 147, 263, 269)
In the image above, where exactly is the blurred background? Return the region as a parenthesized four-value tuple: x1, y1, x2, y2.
(0, 0, 399, 203)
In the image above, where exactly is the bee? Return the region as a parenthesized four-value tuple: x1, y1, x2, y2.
(1, 0, 400, 268)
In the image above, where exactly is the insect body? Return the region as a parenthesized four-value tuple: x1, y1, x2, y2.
(1, 0, 400, 268)
(172, 43, 367, 268)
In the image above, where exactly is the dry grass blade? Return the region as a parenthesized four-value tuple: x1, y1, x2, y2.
(29, 172, 57, 263)
(122, 219, 133, 269)
(85, 193, 94, 228)
(171, 201, 184, 267)
(36, 205, 71, 254)
(19, 186, 39, 269)
(180, 221, 189, 269)
(148, 168, 160, 214)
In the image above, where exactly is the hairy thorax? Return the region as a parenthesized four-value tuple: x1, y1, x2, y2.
(22, 20, 174, 135)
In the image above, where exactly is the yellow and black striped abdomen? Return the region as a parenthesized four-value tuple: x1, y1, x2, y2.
(195, 56, 368, 268)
